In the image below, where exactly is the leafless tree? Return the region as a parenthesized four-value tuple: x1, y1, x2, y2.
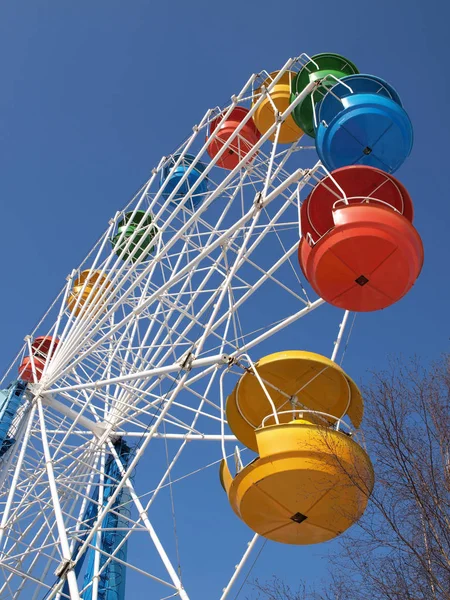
(247, 355, 450, 600)
(247, 576, 332, 600)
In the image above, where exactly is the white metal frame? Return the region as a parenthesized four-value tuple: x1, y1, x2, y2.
(0, 52, 356, 600)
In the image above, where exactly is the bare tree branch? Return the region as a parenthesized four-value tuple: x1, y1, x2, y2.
(248, 355, 450, 600)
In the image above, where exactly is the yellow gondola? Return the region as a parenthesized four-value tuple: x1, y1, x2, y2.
(66, 269, 110, 316)
(220, 415, 373, 545)
(226, 350, 363, 452)
(221, 350, 373, 544)
(252, 71, 303, 144)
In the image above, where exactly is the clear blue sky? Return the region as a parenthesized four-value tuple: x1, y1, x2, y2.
(0, 1, 448, 598)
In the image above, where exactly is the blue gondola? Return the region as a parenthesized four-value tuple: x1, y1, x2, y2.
(160, 153, 209, 210)
(315, 74, 413, 174)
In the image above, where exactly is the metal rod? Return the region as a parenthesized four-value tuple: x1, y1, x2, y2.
(220, 534, 260, 600)
(0, 405, 37, 555)
(48, 353, 230, 395)
(37, 397, 81, 600)
(331, 310, 350, 362)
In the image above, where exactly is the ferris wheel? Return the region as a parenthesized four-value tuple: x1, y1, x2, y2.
(0, 52, 423, 600)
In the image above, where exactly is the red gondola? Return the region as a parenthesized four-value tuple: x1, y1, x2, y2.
(206, 107, 260, 170)
(19, 336, 59, 382)
(299, 167, 423, 312)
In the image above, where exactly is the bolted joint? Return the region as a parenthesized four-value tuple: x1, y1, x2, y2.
(54, 558, 75, 579)
(66, 268, 78, 281)
(226, 356, 239, 369)
(30, 392, 40, 405)
(220, 237, 231, 251)
(253, 191, 264, 209)
(220, 354, 232, 366)
(111, 210, 122, 224)
(179, 352, 195, 372)
(289, 395, 298, 408)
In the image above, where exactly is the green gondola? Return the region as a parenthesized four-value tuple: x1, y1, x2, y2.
(291, 53, 359, 137)
(112, 210, 157, 262)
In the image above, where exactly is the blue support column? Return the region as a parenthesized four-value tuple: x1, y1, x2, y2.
(0, 380, 27, 459)
(64, 439, 133, 600)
